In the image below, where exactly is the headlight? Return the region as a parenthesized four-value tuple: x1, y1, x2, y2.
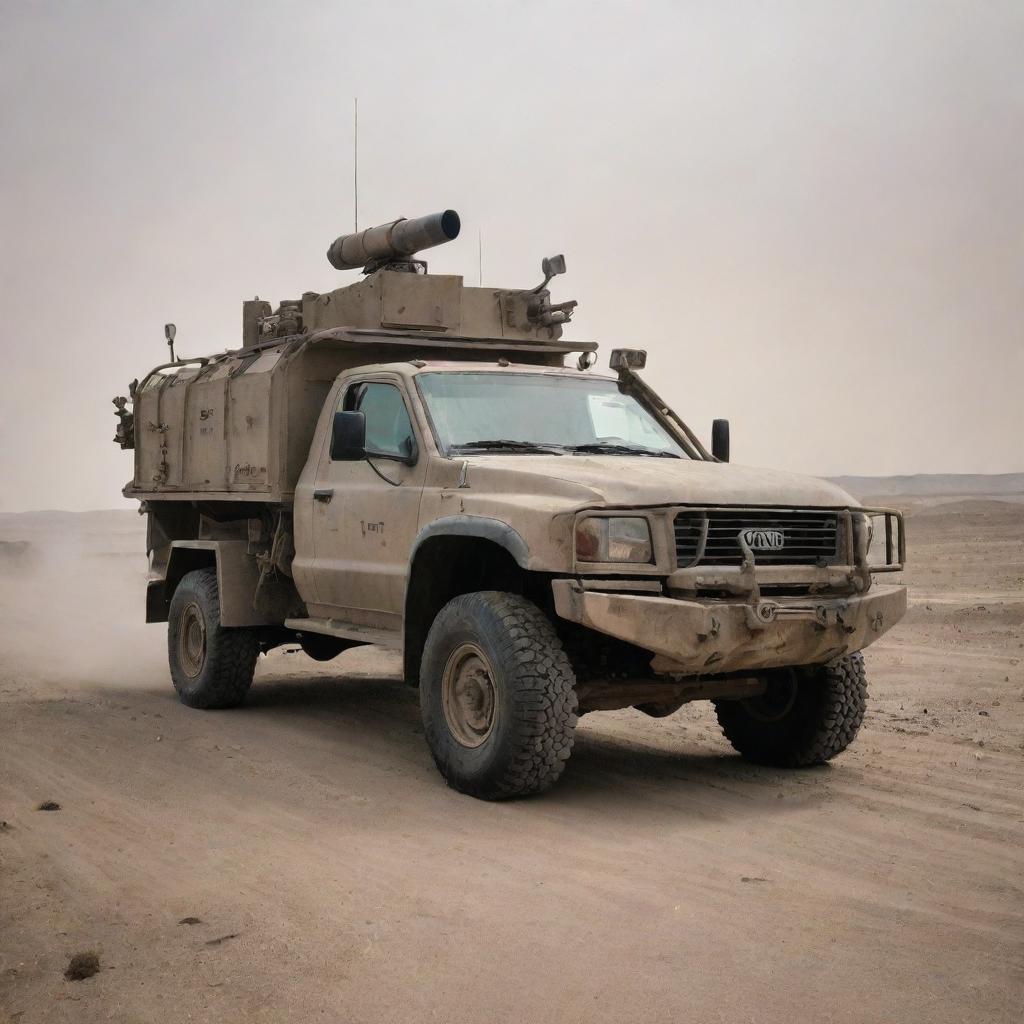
(576, 516, 653, 563)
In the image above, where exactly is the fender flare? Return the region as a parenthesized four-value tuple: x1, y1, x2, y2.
(409, 516, 532, 570)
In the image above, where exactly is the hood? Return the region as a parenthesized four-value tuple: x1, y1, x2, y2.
(461, 454, 858, 509)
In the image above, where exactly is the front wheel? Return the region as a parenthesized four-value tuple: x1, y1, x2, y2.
(714, 652, 867, 767)
(420, 592, 578, 800)
(168, 568, 258, 709)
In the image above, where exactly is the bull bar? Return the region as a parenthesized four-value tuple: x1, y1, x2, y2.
(554, 506, 908, 676)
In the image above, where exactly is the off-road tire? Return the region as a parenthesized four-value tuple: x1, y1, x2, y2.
(420, 592, 578, 800)
(168, 568, 258, 709)
(714, 653, 867, 767)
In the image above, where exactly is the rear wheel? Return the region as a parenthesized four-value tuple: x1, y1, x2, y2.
(168, 568, 258, 709)
(714, 653, 867, 767)
(420, 592, 578, 800)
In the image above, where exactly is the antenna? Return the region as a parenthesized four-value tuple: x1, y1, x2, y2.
(353, 96, 359, 232)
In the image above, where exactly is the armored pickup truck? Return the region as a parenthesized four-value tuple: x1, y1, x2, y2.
(112, 209, 907, 800)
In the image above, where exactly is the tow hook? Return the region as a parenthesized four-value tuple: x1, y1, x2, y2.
(745, 601, 777, 630)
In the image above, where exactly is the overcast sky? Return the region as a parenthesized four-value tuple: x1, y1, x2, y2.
(1, 0, 1021, 512)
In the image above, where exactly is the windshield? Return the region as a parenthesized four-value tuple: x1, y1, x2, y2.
(416, 372, 689, 458)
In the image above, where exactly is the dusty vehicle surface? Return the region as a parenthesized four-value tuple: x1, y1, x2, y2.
(112, 209, 907, 799)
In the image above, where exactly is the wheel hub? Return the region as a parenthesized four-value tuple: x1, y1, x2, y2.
(741, 669, 798, 723)
(179, 602, 207, 678)
(441, 643, 497, 748)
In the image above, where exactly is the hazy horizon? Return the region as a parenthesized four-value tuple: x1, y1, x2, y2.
(2, 0, 1022, 513)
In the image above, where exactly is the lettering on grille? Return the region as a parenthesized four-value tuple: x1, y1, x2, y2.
(740, 528, 785, 551)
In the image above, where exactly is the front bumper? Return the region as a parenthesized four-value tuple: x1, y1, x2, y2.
(551, 579, 908, 675)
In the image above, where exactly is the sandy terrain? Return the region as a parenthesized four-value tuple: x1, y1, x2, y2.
(1, 494, 1022, 1023)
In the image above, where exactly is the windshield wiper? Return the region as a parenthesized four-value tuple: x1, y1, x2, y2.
(565, 443, 682, 459)
(452, 439, 564, 455)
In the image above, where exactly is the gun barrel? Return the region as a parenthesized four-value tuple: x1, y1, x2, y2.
(327, 210, 461, 271)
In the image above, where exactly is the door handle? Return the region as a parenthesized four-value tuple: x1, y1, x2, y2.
(313, 488, 334, 503)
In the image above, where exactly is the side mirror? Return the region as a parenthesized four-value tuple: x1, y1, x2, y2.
(541, 254, 566, 279)
(609, 348, 647, 371)
(712, 419, 730, 462)
(535, 254, 567, 292)
(331, 410, 366, 461)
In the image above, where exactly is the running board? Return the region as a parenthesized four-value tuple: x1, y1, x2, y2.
(284, 617, 402, 650)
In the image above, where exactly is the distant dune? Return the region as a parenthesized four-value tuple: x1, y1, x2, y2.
(0, 508, 138, 524)
(829, 472, 1024, 499)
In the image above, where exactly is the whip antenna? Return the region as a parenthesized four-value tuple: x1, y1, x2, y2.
(353, 96, 359, 232)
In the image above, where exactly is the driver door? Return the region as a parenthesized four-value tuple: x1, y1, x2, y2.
(308, 376, 428, 628)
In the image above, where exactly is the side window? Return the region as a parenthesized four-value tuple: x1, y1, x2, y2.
(341, 382, 416, 460)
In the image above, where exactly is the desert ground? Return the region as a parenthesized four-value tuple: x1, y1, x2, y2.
(1, 486, 1021, 1023)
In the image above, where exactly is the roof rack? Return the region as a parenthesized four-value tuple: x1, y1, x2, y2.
(309, 327, 598, 357)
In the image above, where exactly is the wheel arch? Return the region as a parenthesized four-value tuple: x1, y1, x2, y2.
(150, 541, 278, 627)
(403, 519, 546, 687)
(411, 516, 532, 569)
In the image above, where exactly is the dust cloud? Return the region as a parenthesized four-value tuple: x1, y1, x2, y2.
(0, 511, 165, 686)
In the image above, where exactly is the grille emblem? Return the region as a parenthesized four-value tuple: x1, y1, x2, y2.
(741, 528, 784, 551)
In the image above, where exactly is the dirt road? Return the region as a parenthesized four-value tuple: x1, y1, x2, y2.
(1, 499, 1022, 1023)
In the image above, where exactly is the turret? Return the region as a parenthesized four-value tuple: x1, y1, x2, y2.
(242, 209, 577, 348)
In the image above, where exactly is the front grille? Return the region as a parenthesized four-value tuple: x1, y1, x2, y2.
(674, 509, 840, 567)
